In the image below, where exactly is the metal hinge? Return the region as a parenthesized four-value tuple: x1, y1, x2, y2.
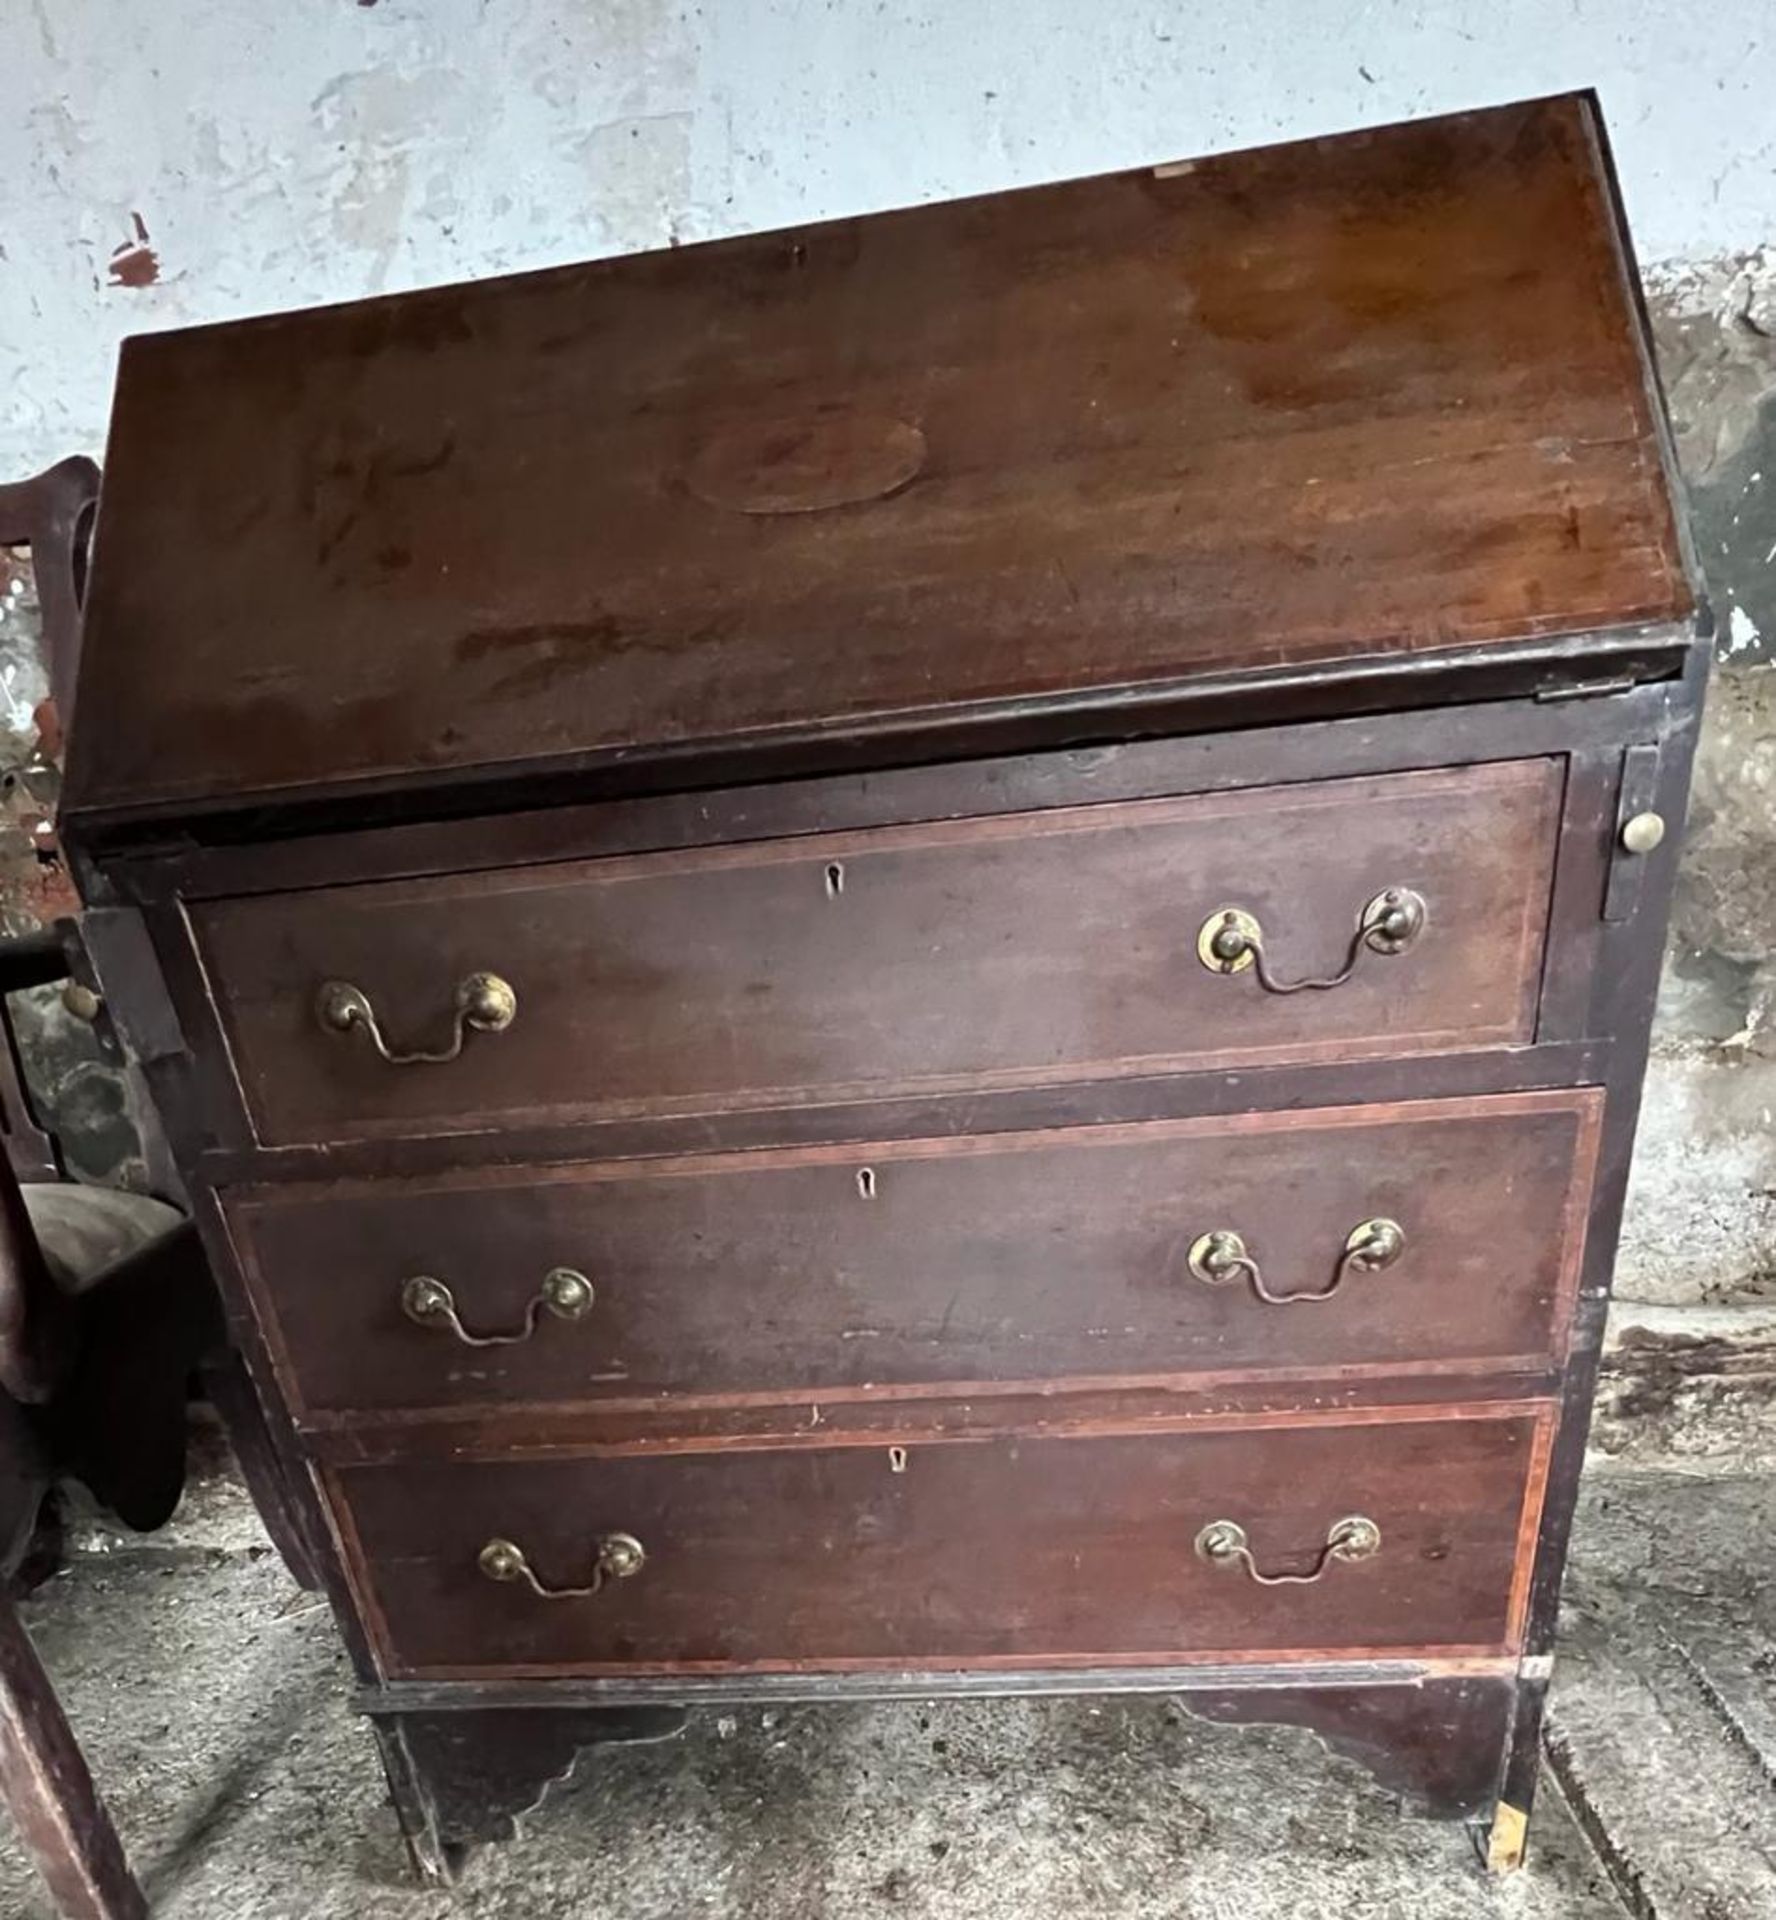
(1534, 673, 1643, 704)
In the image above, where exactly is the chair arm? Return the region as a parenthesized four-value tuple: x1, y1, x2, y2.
(0, 457, 100, 733)
(0, 928, 73, 999)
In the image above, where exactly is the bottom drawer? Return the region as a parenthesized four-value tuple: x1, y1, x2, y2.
(335, 1408, 1550, 1678)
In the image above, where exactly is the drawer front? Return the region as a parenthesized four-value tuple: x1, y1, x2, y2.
(193, 760, 1561, 1147)
(233, 1091, 1599, 1419)
(333, 1410, 1549, 1677)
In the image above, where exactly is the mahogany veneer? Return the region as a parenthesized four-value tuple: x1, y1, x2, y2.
(230, 1091, 1601, 1418)
(333, 1409, 1551, 1678)
(191, 758, 1562, 1144)
(65, 93, 1703, 1881)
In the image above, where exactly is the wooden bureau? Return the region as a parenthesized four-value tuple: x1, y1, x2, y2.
(61, 93, 1703, 1879)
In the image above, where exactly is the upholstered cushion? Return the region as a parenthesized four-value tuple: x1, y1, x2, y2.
(20, 1185, 185, 1297)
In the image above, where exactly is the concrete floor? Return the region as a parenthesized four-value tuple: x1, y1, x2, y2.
(0, 1466, 1771, 1919)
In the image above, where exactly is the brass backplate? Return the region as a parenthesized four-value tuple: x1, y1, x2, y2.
(1197, 907, 1259, 974)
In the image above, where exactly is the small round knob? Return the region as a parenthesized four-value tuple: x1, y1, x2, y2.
(61, 982, 102, 1023)
(1211, 920, 1251, 964)
(460, 971, 518, 1032)
(401, 1276, 453, 1322)
(1620, 811, 1666, 855)
(540, 1267, 595, 1320)
(478, 1538, 527, 1583)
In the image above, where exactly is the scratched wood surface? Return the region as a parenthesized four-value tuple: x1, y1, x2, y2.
(66, 94, 1686, 824)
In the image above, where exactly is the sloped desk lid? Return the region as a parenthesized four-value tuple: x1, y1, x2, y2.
(65, 93, 1693, 833)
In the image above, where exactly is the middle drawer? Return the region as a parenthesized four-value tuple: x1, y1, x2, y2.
(229, 1088, 1598, 1420)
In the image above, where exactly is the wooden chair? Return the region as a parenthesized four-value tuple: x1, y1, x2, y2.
(0, 462, 223, 1917)
(1, 459, 325, 1606)
(0, 923, 222, 1920)
(0, 456, 97, 739)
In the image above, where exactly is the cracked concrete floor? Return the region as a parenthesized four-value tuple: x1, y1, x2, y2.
(0, 1468, 1770, 1919)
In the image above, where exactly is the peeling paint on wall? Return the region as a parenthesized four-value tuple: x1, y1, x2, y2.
(1648, 251, 1776, 667)
(577, 114, 696, 250)
(1618, 266, 1776, 1311)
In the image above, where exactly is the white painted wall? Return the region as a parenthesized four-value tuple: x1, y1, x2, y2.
(3, 0, 1772, 473)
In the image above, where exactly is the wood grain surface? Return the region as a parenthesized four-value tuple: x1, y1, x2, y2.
(66, 95, 1686, 823)
(332, 1408, 1550, 1677)
(229, 1089, 1600, 1419)
(192, 759, 1561, 1146)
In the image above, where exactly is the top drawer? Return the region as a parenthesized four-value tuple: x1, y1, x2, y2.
(192, 760, 1561, 1148)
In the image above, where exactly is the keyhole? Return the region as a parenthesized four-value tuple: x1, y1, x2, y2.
(856, 1167, 876, 1200)
(825, 862, 845, 898)
(888, 1446, 908, 1474)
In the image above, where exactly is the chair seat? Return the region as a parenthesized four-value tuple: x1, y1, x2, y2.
(20, 1186, 185, 1298)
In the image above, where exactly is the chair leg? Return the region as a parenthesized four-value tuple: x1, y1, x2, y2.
(0, 1592, 146, 1920)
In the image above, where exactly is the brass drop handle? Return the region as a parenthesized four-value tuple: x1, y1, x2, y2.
(401, 1268, 594, 1347)
(1197, 888, 1426, 993)
(315, 971, 517, 1064)
(1196, 1514, 1382, 1585)
(1186, 1218, 1406, 1305)
(477, 1532, 646, 1599)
